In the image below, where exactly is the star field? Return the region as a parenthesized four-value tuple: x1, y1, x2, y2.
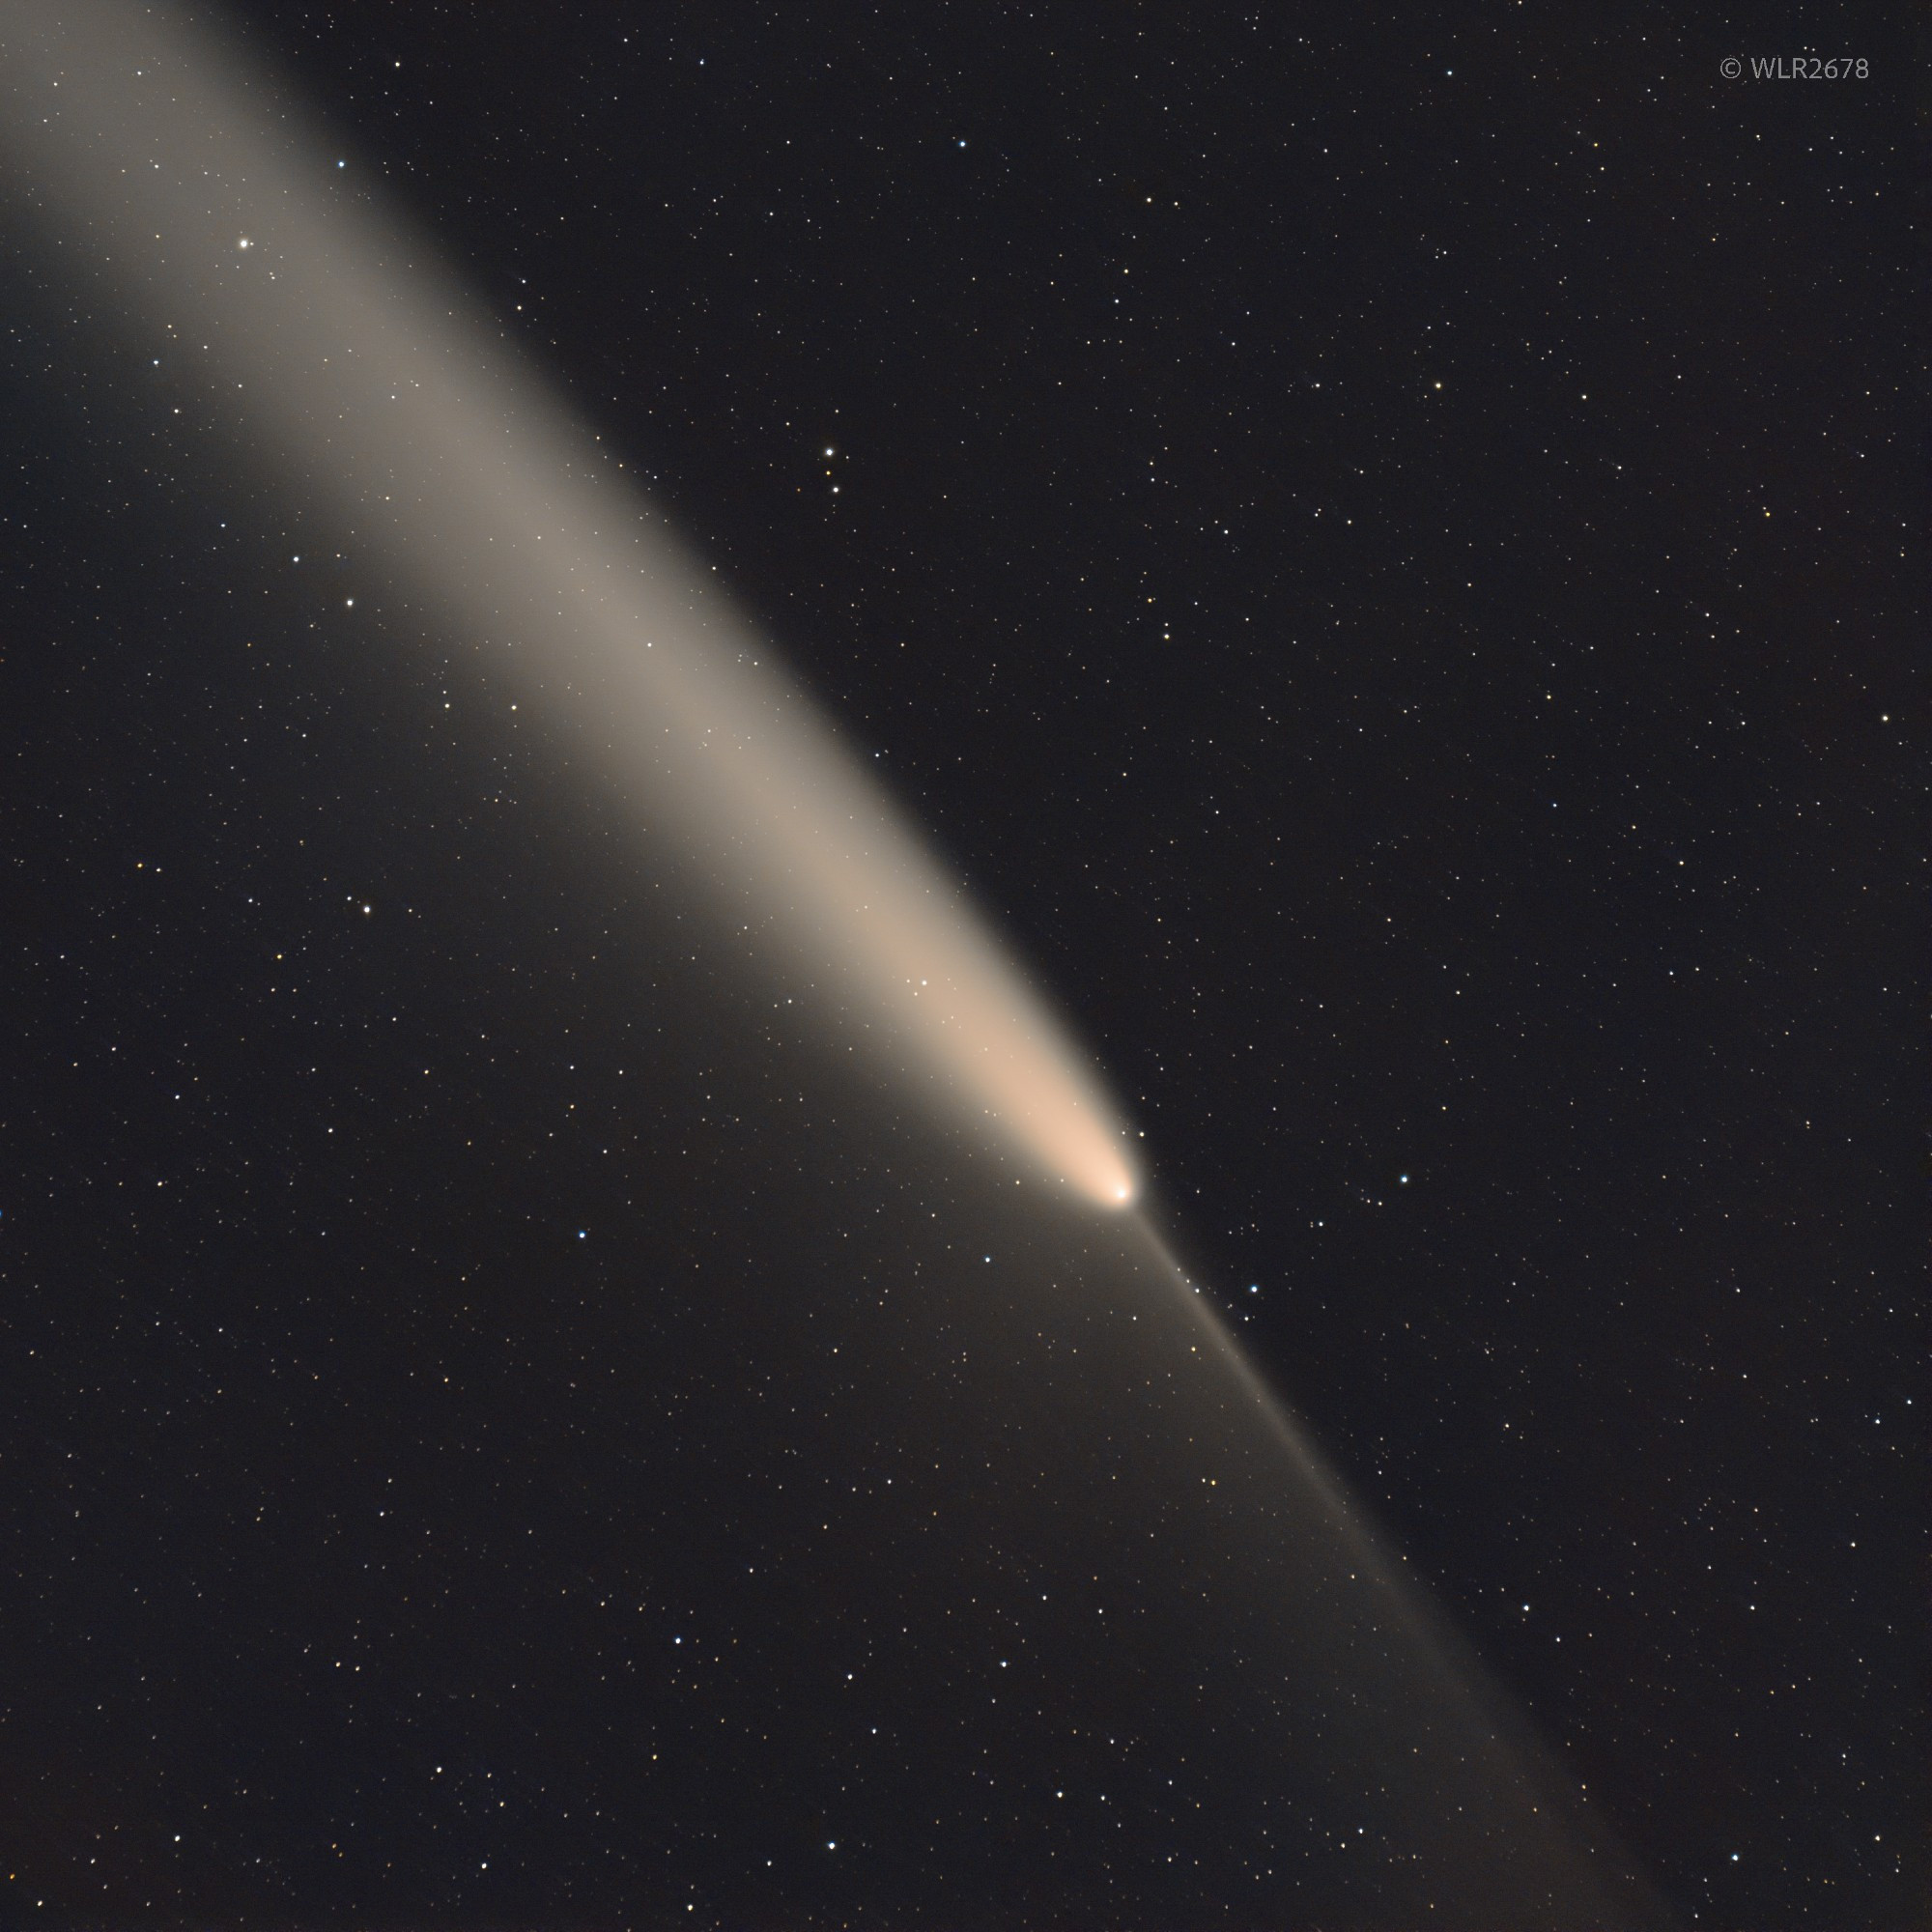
(0, 5, 1917, 1927)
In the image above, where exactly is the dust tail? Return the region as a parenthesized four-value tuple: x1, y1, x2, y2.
(0, 0, 1138, 1208)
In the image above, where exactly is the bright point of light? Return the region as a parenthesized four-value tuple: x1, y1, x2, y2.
(236, 235, 250, 248)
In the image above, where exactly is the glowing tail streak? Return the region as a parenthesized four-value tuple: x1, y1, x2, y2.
(0, 0, 1136, 1208)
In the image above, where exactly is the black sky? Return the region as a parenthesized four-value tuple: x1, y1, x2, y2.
(0, 4, 1918, 1928)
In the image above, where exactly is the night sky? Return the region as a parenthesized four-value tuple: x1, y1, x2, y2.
(0, 5, 1918, 1928)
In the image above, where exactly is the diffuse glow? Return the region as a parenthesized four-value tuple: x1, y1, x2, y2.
(0, 0, 1136, 1206)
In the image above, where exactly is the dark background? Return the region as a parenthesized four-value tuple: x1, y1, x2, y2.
(0, 3, 1918, 1927)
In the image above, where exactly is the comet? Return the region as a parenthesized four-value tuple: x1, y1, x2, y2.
(0, 13, 1680, 1923)
(0, 0, 1137, 1208)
